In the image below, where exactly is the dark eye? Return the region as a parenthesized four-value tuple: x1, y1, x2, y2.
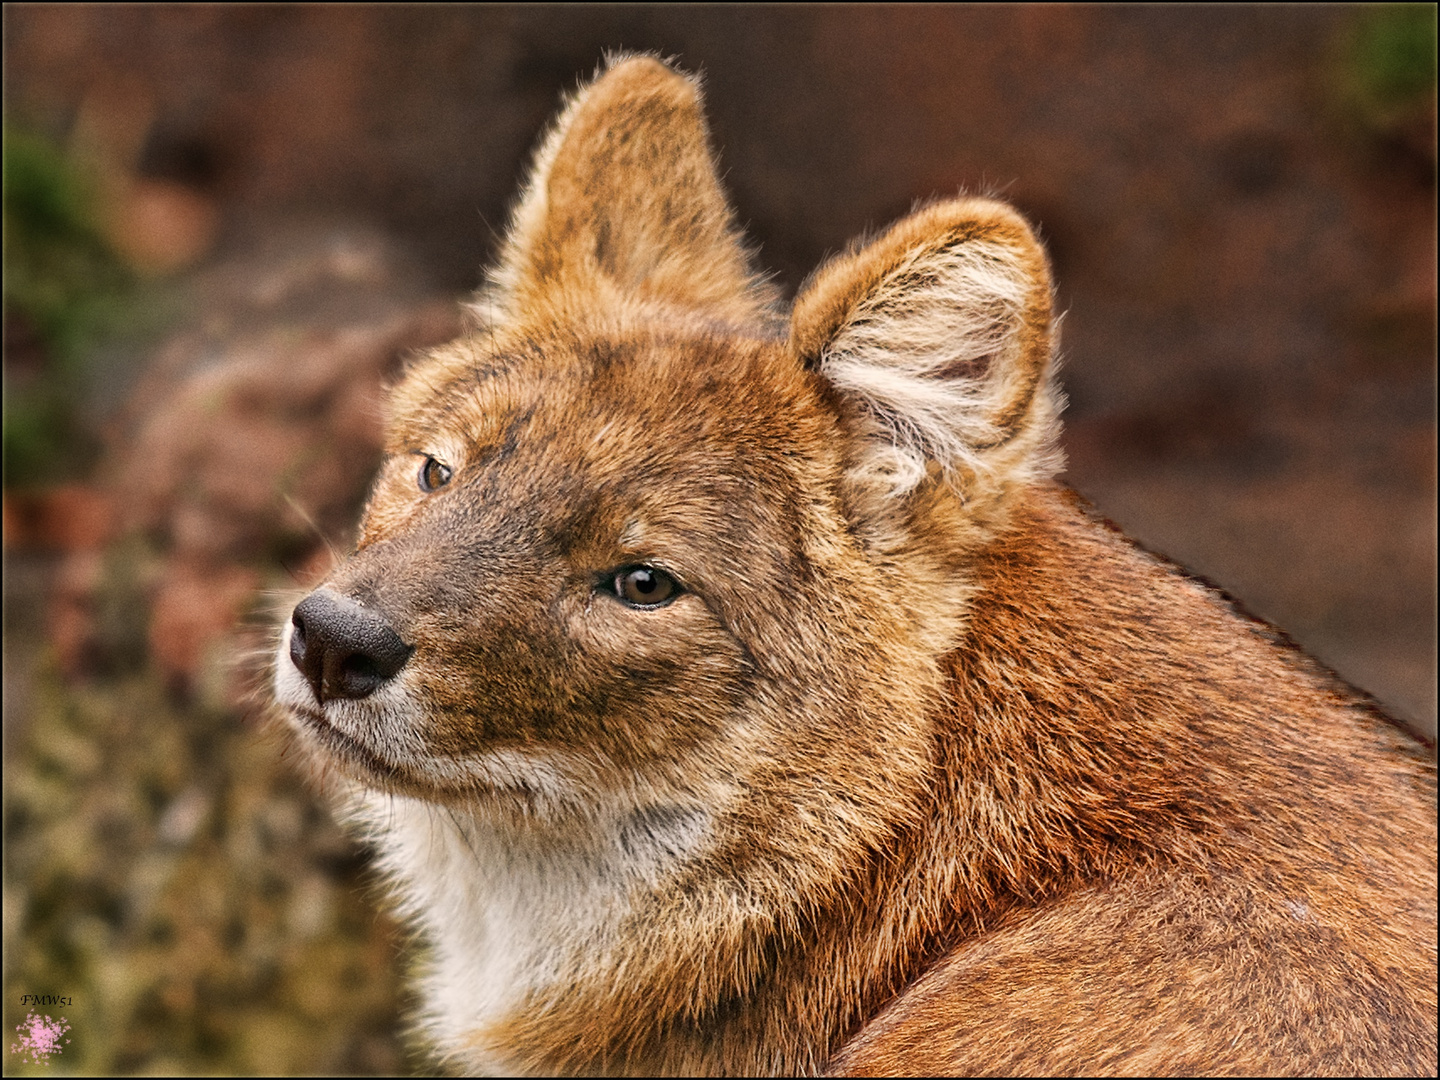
(610, 566, 681, 608)
(418, 455, 452, 492)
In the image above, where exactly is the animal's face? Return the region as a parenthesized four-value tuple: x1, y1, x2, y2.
(280, 323, 846, 797)
(274, 56, 1059, 880)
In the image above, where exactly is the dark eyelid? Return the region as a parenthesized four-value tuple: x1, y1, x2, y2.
(599, 563, 684, 586)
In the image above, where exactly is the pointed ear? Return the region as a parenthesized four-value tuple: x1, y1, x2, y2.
(790, 197, 1062, 500)
(483, 56, 777, 327)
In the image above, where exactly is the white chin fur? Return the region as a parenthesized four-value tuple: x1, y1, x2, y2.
(346, 778, 711, 1071)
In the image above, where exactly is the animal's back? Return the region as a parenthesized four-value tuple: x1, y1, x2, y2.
(831, 487, 1438, 1074)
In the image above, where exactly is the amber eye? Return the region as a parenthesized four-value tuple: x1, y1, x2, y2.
(417, 455, 452, 493)
(611, 566, 680, 608)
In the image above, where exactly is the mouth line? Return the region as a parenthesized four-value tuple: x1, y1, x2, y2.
(288, 705, 548, 804)
(291, 705, 405, 782)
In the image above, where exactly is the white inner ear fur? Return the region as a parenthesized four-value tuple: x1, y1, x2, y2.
(820, 237, 1053, 498)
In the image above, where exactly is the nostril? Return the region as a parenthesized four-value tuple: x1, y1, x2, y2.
(344, 654, 378, 681)
(336, 651, 389, 697)
(289, 612, 308, 665)
(289, 611, 315, 695)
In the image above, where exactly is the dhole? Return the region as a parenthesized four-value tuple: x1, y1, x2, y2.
(273, 57, 1437, 1075)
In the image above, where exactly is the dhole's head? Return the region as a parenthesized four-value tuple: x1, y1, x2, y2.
(273, 56, 1061, 882)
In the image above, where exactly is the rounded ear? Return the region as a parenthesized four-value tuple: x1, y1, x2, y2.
(483, 55, 778, 329)
(790, 198, 1062, 498)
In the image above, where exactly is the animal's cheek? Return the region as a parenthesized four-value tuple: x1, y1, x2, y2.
(563, 590, 735, 663)
(567, 594, 755, 719)
(397, 596, 754, 764)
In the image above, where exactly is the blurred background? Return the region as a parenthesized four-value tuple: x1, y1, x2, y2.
(3, 5, 1434, 1075)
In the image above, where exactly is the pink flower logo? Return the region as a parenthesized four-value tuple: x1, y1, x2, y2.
(11, 1012, 71, 1065)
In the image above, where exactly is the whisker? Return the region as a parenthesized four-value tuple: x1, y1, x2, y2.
(282, 494, 341, 566)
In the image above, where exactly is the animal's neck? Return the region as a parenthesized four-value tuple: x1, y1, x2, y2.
(929, 487, 1234, 896)
(354, 792, 662, 1073)
(812, 487, 1245, 1052)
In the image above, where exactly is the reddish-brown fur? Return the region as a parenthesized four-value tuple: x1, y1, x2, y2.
(830, 491, 1436, 1075)
(273, 56, 1436, 1075)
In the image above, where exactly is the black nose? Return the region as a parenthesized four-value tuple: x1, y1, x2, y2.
(289, 590, 413, 704)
